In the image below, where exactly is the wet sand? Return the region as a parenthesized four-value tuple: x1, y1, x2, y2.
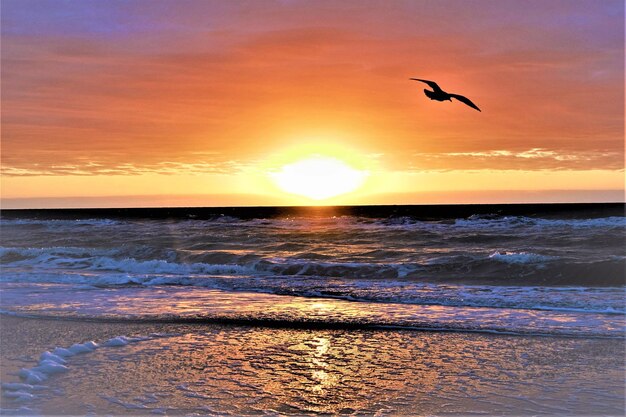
(1, 315, 624, 416)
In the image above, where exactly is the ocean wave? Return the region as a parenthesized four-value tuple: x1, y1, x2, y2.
(275, 285, 626, 315)
(364, 215, 626, 230)
(0, 246, 117, 258)
(2, 272, 624, 316)
(453, 216, 626, 230)
(488, 251, 554, 264)
(0, 246, 255, 274)
(89, 257, 254, 276)
(2, 244, 624, 286)
(3, 213, 624, 230)
(1, 218, 121, 227)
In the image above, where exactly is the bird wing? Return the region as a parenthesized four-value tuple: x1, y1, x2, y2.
(409, 78, 443, 93)
(449, 94, 481, 112)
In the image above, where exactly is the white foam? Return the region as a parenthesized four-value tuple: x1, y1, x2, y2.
(489, 251, 553, 264)
(32, 360, 69, 374)
(103, 336, 130, 347)
(102, 336, 134, 347)
(91, 257, 254, 276)
(40, 351, 66, 364)
(17, 348, 73, 385)
(18, 369, 47, 384)
(1, 218, 120, 227)
(52, 347, 74, 357)
(2, 390, 36, 401)
(0, 246, 258, 284)
(1, 383, 46, 391)
(149, 332, 181, 338)
(0, 405, 38, 416)
(4, 334, 172, 404)
(453, 216, 626, 230)
(533, 216, 626, 228)
(68, 341, 98, 354)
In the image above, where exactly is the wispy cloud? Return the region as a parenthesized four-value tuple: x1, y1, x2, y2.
(1, 156, 252, 177)
(409, 148, 624, 171)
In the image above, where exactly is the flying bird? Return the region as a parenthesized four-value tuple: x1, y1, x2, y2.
(410, 78, 481, 112)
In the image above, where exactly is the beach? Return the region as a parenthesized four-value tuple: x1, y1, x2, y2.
(1, 204, 625, 415)
(2, 315, 624, 415)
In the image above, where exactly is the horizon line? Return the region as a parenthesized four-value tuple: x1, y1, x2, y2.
(1, 189, 624, 210)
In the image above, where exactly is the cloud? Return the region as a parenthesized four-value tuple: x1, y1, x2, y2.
(409, 148, 624, 171)
(1, 153, 252, 177)
(1, 0, 623, 179)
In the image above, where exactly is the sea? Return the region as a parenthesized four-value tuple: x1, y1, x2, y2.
(1, 203, 625, 336)
(1, 203, 625, 415)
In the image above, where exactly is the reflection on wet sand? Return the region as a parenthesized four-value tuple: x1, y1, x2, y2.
(10, 322, 621, 416)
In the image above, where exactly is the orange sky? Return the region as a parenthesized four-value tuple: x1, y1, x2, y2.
(1, 0, 624, 207)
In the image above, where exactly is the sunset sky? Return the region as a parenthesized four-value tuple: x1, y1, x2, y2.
(1, 0, 624, 207)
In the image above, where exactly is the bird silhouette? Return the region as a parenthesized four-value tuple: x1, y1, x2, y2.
(410, 78, 481, 112)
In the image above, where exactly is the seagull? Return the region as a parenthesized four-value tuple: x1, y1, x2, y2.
(410, 78, 481, 112)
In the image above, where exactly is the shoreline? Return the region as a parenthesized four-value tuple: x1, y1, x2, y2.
(1, 311, 624, 340)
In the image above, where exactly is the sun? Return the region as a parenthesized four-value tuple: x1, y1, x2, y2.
(271, 156, 368, 200)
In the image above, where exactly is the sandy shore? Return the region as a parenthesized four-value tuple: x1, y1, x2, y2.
(1, 315, 624, 416)
(1, 316, 192, 385)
